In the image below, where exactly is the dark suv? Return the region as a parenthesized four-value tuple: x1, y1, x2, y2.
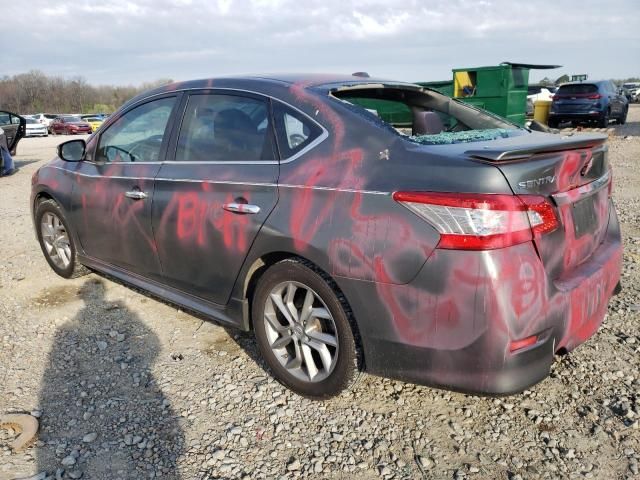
(549, 80, 628, 128)
(32, 74, 622, 399)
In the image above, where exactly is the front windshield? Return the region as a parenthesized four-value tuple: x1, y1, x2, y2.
(26, 118, 37, 124)
(63, 116, 82, 122)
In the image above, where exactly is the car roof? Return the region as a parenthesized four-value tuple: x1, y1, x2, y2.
(125, 73, 420, 108)
(559, 80, 607, 87)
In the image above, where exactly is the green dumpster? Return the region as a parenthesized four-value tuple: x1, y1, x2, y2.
(449, 62, 560, 126)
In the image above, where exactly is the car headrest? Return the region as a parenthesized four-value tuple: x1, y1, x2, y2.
(216, 109, 256, 135)
(413, 111, 444, 136)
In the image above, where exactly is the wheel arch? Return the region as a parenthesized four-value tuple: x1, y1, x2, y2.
(239, 251, 364, 367)
(32, 188, 68, 219)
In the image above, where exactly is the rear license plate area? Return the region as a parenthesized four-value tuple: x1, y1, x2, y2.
(572, 197, 598, 238)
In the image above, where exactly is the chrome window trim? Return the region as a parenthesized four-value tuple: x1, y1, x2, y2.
(121, 87, 329, 165)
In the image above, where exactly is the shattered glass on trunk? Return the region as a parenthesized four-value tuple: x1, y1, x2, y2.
(410, 128, 513, 145)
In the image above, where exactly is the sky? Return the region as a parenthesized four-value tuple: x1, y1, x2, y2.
(3, 0, 639, 86)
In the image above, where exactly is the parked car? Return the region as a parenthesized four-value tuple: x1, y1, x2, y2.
(32, 113, 59, 129)
(31, 74, 622, 398)
(0, 109, 25, 156)
(526, 85, 557, 115)
(621, 82, 640, 102)
(549, 81, 628, 128)
(81, 116, 104, 132)
(25, 117, 49, 137)
(49, 116, 93, 135)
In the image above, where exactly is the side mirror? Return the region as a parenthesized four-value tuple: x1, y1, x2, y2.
(58, 139, 86, 162)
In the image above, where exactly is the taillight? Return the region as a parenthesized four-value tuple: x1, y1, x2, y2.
(586, 94, 602, 100)
(392, 191, 558, 250)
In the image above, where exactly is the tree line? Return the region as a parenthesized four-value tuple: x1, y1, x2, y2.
(0, 70, 173, 115)
(537, 75, 640, 86)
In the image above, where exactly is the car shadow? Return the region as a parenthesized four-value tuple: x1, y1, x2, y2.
(13, 159, 40, 168)
(35, 278, 185, 479)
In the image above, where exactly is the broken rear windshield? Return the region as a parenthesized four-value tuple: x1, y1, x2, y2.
(331, 85, 519, 146)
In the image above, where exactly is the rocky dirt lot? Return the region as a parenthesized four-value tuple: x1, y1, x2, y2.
(1, 108, 639, 480)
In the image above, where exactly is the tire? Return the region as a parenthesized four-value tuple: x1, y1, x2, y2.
(35, 199, 89, 279)
(548, 118, 559, 128)
(598, 109, 610, 128)
(252, 258, 361, 399)
(619, 107, 628, 125)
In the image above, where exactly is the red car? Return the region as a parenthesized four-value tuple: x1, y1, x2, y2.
(50, 116, 92, 135)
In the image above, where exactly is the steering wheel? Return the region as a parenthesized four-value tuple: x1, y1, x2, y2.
(106, 145, 137, 163)
(127, 135, 164, 162)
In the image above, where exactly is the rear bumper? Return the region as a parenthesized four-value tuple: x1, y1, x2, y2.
(340, 205, 623, 395)
(549, 112, 604, 121)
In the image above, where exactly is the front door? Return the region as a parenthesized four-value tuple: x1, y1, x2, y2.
(0, 110, 25, 154)
(70, 95, 180, 278)
(152, 91, 279, 305)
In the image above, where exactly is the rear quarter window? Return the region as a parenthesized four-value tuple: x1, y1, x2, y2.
(273, 102, 323, 159)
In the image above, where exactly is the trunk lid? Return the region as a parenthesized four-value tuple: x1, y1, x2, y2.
(466, 132, 611, 279)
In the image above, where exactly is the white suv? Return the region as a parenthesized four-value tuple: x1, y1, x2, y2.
(31, 113, 58, 129)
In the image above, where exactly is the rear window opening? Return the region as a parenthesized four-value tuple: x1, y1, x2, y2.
(330, 85, 519, 145)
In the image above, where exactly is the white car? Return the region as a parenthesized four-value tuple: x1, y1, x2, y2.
(31, 113, 58, 129)
(25, 117, 48, 137)
(527, 86, 557, 115)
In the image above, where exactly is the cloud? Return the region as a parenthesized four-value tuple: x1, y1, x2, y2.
(1, 0, 638, 85)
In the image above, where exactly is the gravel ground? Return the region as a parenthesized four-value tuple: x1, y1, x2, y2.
(1, 109, 639, 480)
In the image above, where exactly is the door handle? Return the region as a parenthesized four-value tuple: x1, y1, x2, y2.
(125, 190, 148, 200)
(223, 203, 260, 214)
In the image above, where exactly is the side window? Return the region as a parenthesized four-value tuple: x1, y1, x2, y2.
(0, 112, 10, 126)
(176, 93, 274, 162)
(273, 102, 323, 159)
(96, 96, 176, 163)
(10, 115, 21, 125)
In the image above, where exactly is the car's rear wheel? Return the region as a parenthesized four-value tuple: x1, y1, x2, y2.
(548, 118, 559, 128)
(35, 199, 89, 279)
(618, 106, 628, 125)
(598, 109, 610, 128)
(252, 259, 361, 399)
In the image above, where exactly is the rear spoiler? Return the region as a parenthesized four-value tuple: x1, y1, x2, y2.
(465, 133, 607, 161)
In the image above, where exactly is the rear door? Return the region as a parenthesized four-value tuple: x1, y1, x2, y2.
(70, 94, 180, 277)
(0, 110, 26, 153)
(152, 90, 279, 305)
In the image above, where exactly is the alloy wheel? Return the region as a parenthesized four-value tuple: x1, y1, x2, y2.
(40, 212, 72, 269)
(263, 281, 339, 383)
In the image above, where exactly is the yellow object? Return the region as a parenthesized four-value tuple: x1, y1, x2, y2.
(85, 118, 104, 132)
(454, 71, 474, 97)
(533, 100, 552, 125)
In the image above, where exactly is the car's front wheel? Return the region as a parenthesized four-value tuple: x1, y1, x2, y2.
(35, 199, 89, 279)
(252, 259, 361, 399)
